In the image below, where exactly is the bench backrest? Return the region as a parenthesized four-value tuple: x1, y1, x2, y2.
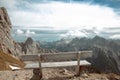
(20, 51, 93, 62)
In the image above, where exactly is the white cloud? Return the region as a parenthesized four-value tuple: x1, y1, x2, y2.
(109, 34, 120, 39)
(10, 11, 49, 27)
(16, 29, 24, 34)
(105, 28, 120, 33)
(15, 29, 35, 37)
(6, 1, 120, 31)
(60, 30, 87, 38)
(25, 30, 36, 37)
(1, 0, 120, 39)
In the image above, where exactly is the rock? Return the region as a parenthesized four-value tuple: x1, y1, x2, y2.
(0, 7, 23, 56)
(19, 37, 56, 54)
(81, 73, 88, 78)
(92, 46, 120, 74)
(0, 7, 25, 70)
(59, 68, 70, 75)
(20, 37, 40, 54)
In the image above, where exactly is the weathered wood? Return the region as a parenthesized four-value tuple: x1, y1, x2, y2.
(75, 51, 81, 76)
(38, 54, 42, 79)
(20, 51, 92, 61)
(20, 50, 92, 78)
(24, 60, 91, 69)
(20, 55, 38, 61)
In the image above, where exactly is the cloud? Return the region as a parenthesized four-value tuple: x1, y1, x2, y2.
(1, 0, 120, 40)
(60, 30, 88, 38)
(4, 1, 119, 30)
(25, 30, 36, 37)
(105, 28, 120, 33)
(109, 34, 120, 39)
(15, 29, 36, 37)
(16, 29, 24, 34)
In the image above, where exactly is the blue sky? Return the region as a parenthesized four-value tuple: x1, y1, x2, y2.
(0, 0, 120, 41)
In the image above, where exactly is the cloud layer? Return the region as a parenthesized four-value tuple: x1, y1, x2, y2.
(15, 29, 36, 37)
(1, 0, 120, 29)
(1, 0, 120, 41)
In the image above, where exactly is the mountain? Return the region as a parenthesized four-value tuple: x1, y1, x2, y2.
(40, 36, 120, 74)
(19, 37, 56, 54)
(0, 7, 54, 56)
(0, 7, 25, 70)
(19, 37, 40, 54)
(0, 7, 55, 70)
(0, 7, 23, 56)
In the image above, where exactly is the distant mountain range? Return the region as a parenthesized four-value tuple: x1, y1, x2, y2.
(40, 36, 120, 74)
(11, 27, 120, 42)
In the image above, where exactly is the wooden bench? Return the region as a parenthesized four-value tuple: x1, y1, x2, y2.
(20, 51, 92, 79)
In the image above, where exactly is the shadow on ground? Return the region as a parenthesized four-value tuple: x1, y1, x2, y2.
(30, 75, 74, 80)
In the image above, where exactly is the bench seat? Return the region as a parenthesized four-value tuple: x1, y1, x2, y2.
(24, 60, 91, 69)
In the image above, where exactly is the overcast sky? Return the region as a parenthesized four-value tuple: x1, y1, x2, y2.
(0, 0, 120, 41)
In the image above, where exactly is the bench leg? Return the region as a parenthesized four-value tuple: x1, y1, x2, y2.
(30, 68, 42, 80)
(75, 66, 86, 76)
(75, 66, 80, 76)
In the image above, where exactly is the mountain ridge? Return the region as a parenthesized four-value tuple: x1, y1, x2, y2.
(40, 36, 120, 74)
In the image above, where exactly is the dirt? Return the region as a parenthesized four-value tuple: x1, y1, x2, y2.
(0, 51, 25, 70)
(0, 68, 120, 80)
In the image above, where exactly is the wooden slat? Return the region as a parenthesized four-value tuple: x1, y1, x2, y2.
(80, 51, 93, 59)
(38, 54, 42, 76)
(20, 51, 92, 61)
(24, 60, 91, 69)
(75, 52, 81, 76)
(41, 52, 78, 61)
(20, 55, 38, 61)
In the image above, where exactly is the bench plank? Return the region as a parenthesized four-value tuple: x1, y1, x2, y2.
(20, 51, 92, 61)
(24, 60, 91, 69)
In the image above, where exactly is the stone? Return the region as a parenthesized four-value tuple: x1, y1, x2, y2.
(0, 7, 23, 56)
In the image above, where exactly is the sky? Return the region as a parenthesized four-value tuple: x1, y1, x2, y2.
(0, 0, 120, 41)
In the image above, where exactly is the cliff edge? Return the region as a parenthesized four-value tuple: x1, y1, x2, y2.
(0, 7, 23, 56)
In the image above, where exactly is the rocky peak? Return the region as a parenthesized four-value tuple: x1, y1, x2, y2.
(0, 7, 25, 70)
(0, 7, 54, 55)
(0, 7, 11, 26)
(92, 36, 106, 41)
(19, 37, 56, 54)
(25, 37, 34, 44)
(0, 7, 23, 56)
(20, 37, 40, 54)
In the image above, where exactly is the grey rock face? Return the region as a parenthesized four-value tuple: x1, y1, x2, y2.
(21, 37, 40, 54)
(19, 37, 55, 54)
(0, 7, 23, 56)
(92, 46, 120, 74)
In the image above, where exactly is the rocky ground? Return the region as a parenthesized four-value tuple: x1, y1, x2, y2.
(0, 68, 120, 80)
